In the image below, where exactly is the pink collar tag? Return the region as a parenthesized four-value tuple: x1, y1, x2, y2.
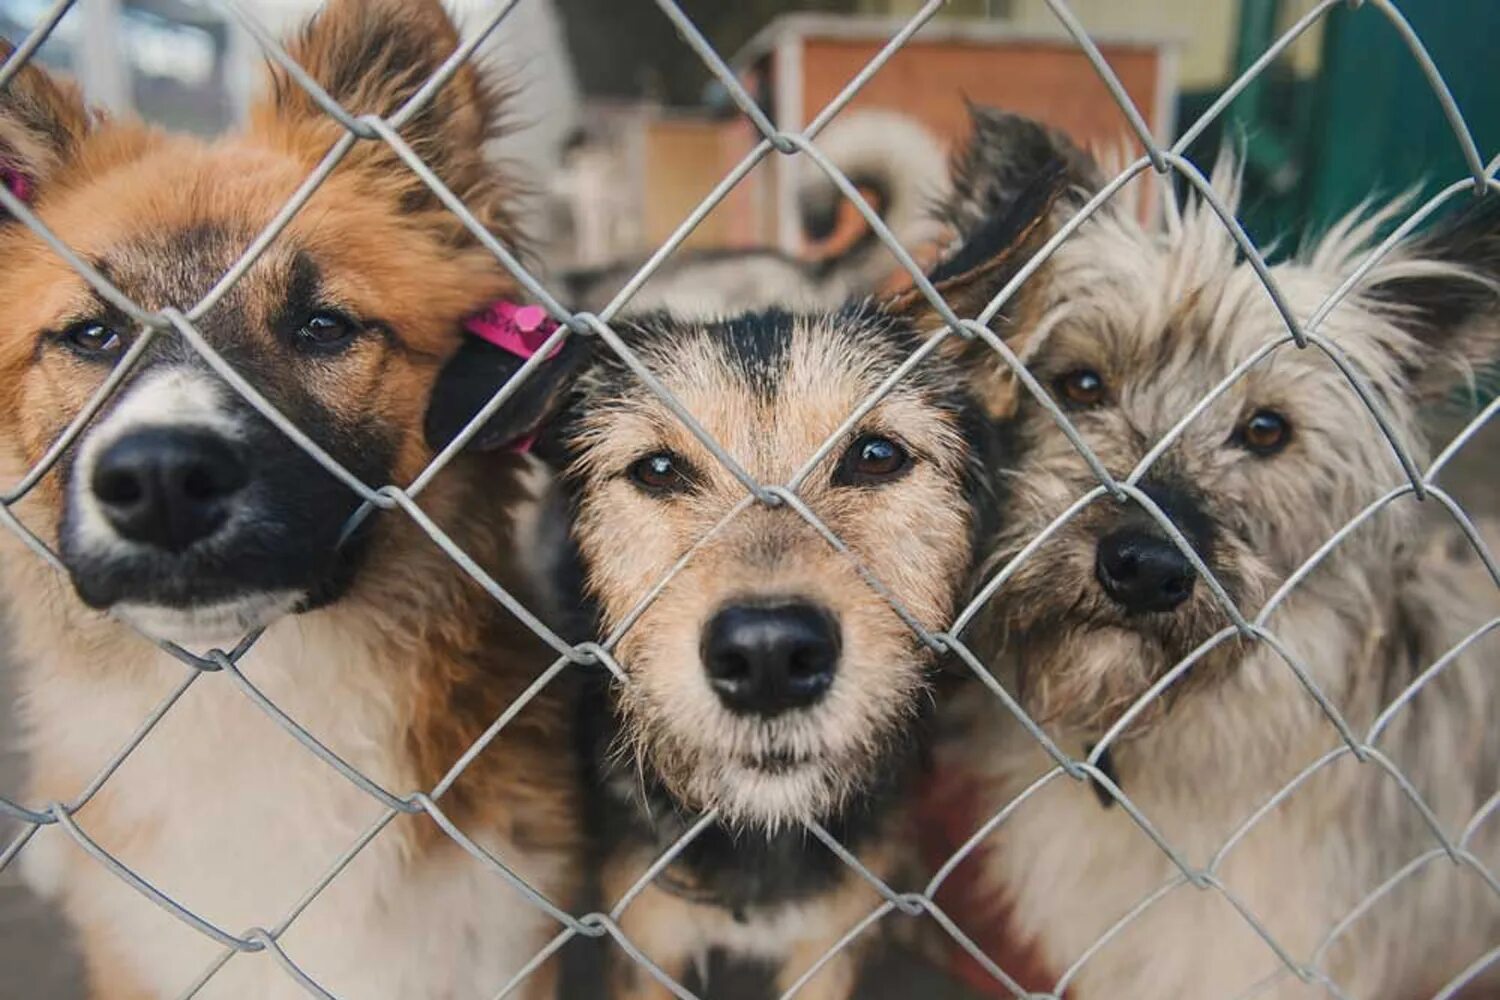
(463, 300, 564, 454)
(1, 165, 31, 205)
(465, 300, 562, 359)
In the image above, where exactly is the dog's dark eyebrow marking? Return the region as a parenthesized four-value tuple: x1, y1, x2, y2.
(265, 251, 394, 349)
(269, 251, 324, 341)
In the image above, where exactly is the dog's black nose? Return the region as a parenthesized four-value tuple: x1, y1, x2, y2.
(701, 603, 841, 716)
(91, 429, 247, 552)
(1096, 529, 1196, 613)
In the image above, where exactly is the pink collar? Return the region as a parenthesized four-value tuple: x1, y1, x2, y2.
(463, 299, 563, 454)
(1, 165, 31, 205)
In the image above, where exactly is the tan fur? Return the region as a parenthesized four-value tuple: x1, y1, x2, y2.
(945, 152, 1500, 997)
(0, 3, 577, 996)
(547, 294, 1002, 997)
(572, 318, 974, 827)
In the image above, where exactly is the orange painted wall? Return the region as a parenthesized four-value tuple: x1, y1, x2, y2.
(633, 35, 1168, 256)
(642, 118, 734, 251)
(798, 37, 1164, 156)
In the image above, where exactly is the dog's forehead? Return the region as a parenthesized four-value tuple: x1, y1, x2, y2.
(97, 222, 258, 311)
(584, 309, 952, 473)
(1046, 238, 1386, 404)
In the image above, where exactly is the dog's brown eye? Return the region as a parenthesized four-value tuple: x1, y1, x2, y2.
(62, 322, 124, 358)
(1054, 368, 1106, 408)
(1239, 409, 1292, 455)
(835, 434, 911, 486)
(628, 452, 692, 495)
(296, 311, 358, 351)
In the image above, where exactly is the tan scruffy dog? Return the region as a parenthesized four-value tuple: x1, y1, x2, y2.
(936, 107, 1500, 999)
(0, 3, 584, 996)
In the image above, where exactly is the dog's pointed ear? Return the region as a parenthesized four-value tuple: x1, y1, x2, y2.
(0, 38, 94, 217)
(1367, 196, 1500, 402)
(255, 0, 514, 238)
(940, 104, 1102, 255)
(883, 107, 1092, 417)
(424, 333, 591, 458)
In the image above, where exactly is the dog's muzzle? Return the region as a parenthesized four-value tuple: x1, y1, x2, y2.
(58, 366, 382, 634)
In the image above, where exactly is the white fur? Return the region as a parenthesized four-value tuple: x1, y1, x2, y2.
(113, 592, 302, 648)
(14, 599, 562, 998)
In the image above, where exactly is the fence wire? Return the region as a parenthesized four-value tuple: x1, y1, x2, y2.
(0, 0, 1497, 998)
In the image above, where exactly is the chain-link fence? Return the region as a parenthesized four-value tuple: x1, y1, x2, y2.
(1, 0, 1497, 997)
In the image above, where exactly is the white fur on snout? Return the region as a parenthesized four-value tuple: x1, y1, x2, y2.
(114, 591, 303, 650)
(69, 366, 246, 559)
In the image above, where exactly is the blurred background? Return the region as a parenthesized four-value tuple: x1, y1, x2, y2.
(1, 1, 1495, 996)
(5, 0, 1498, 265)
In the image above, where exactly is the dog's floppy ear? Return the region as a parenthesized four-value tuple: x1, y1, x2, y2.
(425, 333, 592, 457)
(1367, 196, 1500, 401)
(255, 0, 514, 241)
(884, 107, 1092, 417)
(0, 38, 94, 218)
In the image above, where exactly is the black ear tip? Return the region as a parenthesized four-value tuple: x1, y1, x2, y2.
(423, 338, 526, 453)
(423, 333, 590, 456)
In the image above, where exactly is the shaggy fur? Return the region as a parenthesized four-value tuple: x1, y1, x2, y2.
(938, 109, 1500, 998)
(479, 182, 1063, 991)
(0, 4, 579, 997)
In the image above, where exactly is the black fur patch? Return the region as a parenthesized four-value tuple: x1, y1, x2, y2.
(680, 948, 780, 1000)
(713, 309, 794, 399)
(1367, 194, 1500, 346)
(425, 331, 591, 453)
(1131, 478, 1218, 563)
(928, 154, 1068, 288)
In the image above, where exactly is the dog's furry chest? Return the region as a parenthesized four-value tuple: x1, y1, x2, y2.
(15, 614, 559, 999)
(585, 684, 907, 994)
(970, 700, 1500, 1000)
(979, 743, 1331, 997)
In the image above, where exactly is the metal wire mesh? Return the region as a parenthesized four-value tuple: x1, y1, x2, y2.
(0, 0, 1497, 997)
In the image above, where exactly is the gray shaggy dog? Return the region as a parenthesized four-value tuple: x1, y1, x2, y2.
(941, 108, 1500, 999)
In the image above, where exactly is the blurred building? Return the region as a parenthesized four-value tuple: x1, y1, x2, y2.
(4, 0, 1496, 268)
(0, 0, 581, 189)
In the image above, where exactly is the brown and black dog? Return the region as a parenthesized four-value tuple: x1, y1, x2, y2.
(0, 2, 581, 997)
(476, 154, 1070, 996)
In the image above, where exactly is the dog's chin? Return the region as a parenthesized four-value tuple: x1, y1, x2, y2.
(111, 591, 305, 649)
(1014, 619, 1177, 734)
(655, 719, 871, 830)
(695, 756, 846, 832)
(1014, 609, 1247, 735)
